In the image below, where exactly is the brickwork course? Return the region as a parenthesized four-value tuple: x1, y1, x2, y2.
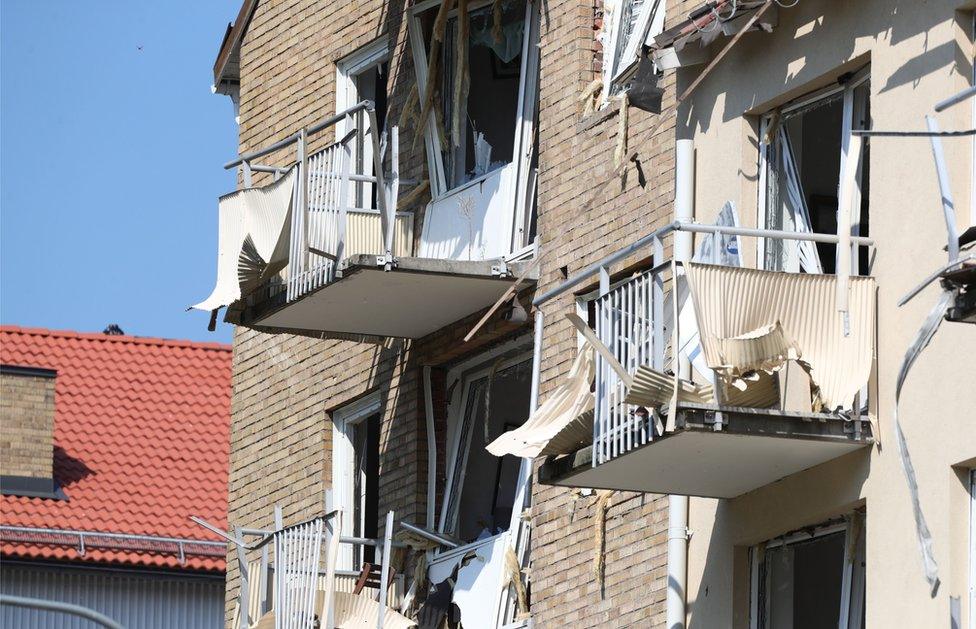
(1, 368, 56, 479)
(221, 0, 698, 625)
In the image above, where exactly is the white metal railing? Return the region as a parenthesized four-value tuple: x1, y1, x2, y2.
(593, 266, 666, 465)
(535, 221, 877, 469)
(224, 101, 405, 306)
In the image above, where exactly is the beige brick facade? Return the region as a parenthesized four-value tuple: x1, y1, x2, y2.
(1, 366, 56, 480)
(220, 0, 697, 625)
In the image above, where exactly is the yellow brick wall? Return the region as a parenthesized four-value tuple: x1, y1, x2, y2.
(224, 0, 699, 625)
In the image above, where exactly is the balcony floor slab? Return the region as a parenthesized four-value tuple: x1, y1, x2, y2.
(238, 255, 535, 339)
(538, 404, 872, 499)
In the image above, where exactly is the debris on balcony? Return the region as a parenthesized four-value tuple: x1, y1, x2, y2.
(487, 346, 595, 458)
(685, 262, 876, 412)
(191, 167, 296, 315)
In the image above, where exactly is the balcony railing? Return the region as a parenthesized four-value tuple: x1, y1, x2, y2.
(535, 221, 877, 481)
(224, 100, 408, 306)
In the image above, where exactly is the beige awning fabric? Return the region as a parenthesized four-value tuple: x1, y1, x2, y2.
(685, 263, 876, 411)
(487, 346, 595, 458)
(192, 167, 297, 312)
(332, 591, 417, 629)
(624, 365, 714, 407)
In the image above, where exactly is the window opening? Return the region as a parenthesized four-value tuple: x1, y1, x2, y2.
(444, 357, 533, 543)
(761, 76, 870, 274)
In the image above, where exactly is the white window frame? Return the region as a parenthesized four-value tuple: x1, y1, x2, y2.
(756, 68, 870, 271)
(336, 38, 390, 210)
(407, 0, 539, 204)
(602, 0, 666, 101)
(438, 341, 534, 538)
(331, 391, 382, 571)
(749, 516, 865, 629)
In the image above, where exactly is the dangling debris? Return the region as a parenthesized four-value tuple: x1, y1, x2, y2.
(491, 0, 504, 43)
(579, 78, 603, 117)
(504, 544, 530, 618)
(452, 0, 471, 148)
(415, 0, 455, 149)
(592, 489, 615, 597)
(399, 83, 419, 130)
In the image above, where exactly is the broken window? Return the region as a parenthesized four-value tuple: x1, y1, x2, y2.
(752, 517, 865, 629)
(602, 0, 665, 97)
(332, 397, 381, 570)
(760, 70, 871, 274)
(442, 356, 533, 543)
(409, 0, 539, 260)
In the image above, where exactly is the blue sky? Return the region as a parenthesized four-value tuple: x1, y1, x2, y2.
(2, 2, 239, 343)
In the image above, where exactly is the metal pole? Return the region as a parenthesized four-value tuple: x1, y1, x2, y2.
(0, 595, 124, 629)
(377, 511, 394, 629)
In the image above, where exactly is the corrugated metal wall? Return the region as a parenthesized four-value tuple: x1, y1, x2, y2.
(1, 562, 224, 628)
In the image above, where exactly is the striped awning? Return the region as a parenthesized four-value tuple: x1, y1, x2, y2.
(487, 346, 595, 458)
(685, 263, 876, 411)
(192, 168, 296, 313)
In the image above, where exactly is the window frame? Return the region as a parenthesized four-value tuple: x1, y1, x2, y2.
(407, 0, 539, 205)
(749, 515, 865, 629)
(336, 38, 390, 210)
(438, 346, 534, 538)
(756, 67, 870, 271)
(331, 391, 382, 571)
(603, 0, 666, 99)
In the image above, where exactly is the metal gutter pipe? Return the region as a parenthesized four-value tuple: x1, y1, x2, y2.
(423, 366, 437, 529)
(668, 139, 694, 629)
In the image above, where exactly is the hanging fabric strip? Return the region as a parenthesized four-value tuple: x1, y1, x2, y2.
(894, 289, 952, 597)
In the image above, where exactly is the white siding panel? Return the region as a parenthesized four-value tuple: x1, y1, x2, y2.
(1, 562, 224, 629)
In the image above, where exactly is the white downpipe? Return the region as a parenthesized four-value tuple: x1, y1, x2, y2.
(668, 139, 694, 629)
(423, 366, 437, 529)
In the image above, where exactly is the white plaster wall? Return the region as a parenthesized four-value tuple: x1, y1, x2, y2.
(676, 1, 976, 627)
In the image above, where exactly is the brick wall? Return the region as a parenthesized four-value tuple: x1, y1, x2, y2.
(0, 366, 56, 480)
(224, 0, 698, 625)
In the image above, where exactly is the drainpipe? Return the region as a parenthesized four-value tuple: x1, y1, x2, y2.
(667, 139, 695, 629)
(423, 366, 437, 529)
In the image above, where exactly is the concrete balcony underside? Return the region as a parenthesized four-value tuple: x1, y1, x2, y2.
(232, 254, 536, 340)
(538, 402, 873, 499)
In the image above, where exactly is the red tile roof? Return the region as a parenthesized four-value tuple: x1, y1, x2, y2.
(0, 326, 232, 572)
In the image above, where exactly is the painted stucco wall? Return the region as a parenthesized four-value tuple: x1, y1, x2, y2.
(678, 1, 976, 627)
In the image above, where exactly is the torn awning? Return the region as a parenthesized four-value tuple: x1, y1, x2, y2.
(192, 167, 297, 313)
(487, 346, 595, 458)
(685, 263, 876, 411)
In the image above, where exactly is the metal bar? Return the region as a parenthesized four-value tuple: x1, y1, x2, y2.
(534, 221, 876, 307)
(851, 128, 976, 137)
(926, 115, 961, 262)
(934, 85, 976, 112)
(366, 107, 394, 264)
(0, 524, 227, 550)
(378, 511, 394, 629)
(242, 161, 253, 187)
(336, 134, 352, 266)
(0, 595, 124, 629)
(675, 221, 875, 246)
(224, 100, 374, 169)
(235, 527, 251, 628)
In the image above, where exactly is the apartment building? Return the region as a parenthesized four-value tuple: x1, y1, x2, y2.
(197, 0, 974, 627)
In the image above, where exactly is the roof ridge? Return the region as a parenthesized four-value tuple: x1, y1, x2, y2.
(0, 325, 232, 352)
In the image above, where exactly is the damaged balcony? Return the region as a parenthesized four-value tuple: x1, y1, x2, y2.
(195, 0, 541, 340)
(531, 222, 877, 499)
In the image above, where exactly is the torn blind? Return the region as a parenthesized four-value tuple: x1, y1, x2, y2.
(192, 168, 297, 312)
(486, 346, 594, 458)
(685, 263, 876, 411)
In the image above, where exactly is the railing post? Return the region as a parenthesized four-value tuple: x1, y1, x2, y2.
(652, 237, 665, 373)
(299, 128, 310, 274)
(390, 125, 400, 252)
(336, 135, 352, 277)
(377, 511, 394, 629)
(242, 161, 253, 188)
(367, 106, 394, 269)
